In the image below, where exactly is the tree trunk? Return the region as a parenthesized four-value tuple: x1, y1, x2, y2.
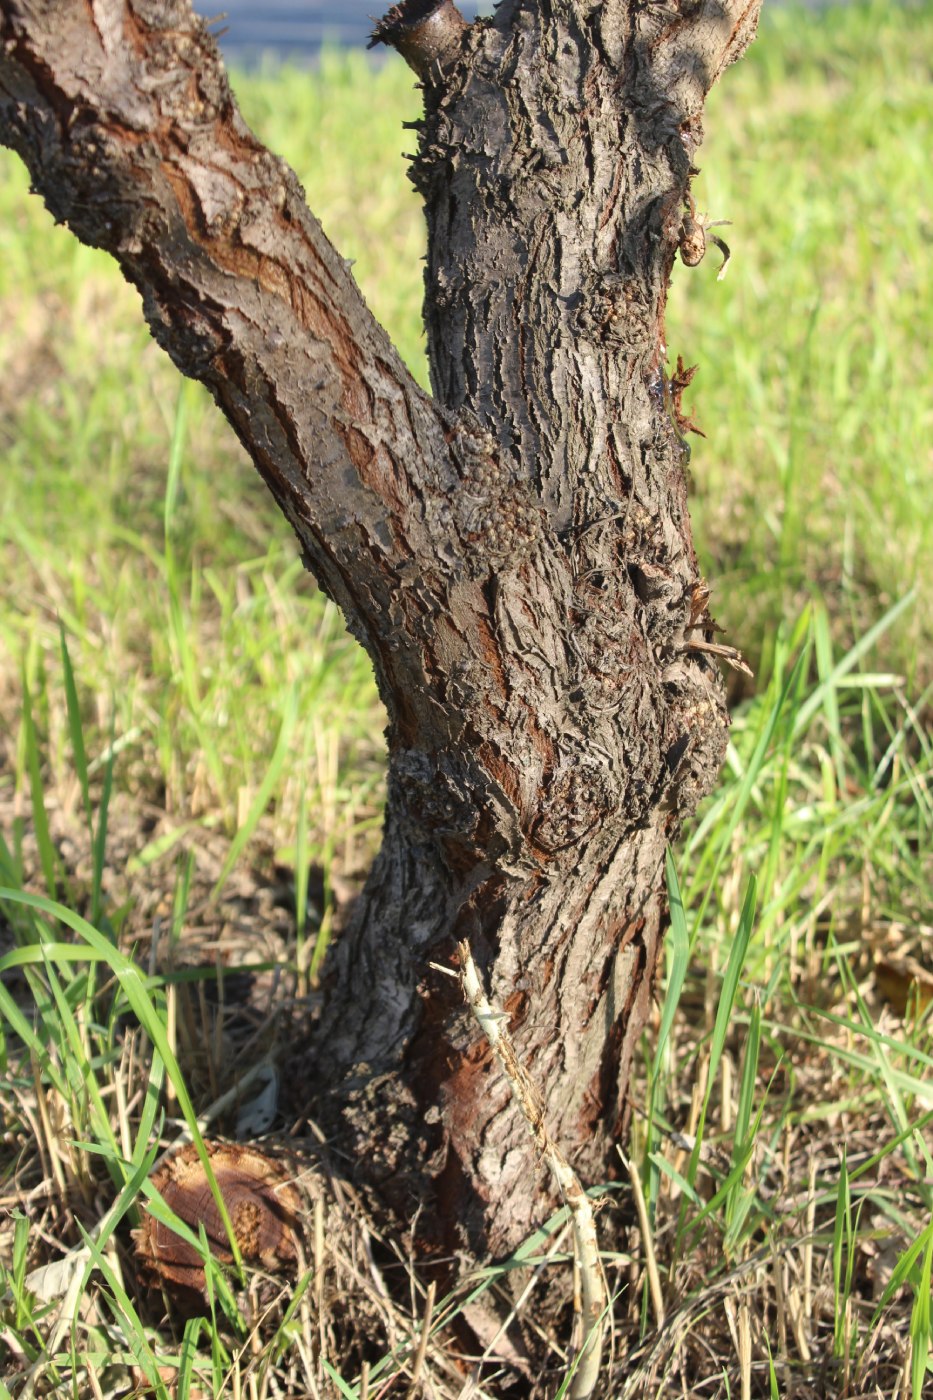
(0, 0, 760, 1263)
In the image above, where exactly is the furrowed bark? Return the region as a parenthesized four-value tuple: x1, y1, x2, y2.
(327, 0, 760, 1256)
(0, 0, 760, 1265)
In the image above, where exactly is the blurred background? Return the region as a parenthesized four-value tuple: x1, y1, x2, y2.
(213, 0, 862, 65)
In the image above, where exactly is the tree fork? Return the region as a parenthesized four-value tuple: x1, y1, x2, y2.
(0, 0, 761, 1263)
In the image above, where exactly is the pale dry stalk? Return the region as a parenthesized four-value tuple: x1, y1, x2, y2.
(457, 940, 606, 1400)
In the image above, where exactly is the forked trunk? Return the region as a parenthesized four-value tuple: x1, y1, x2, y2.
(0, 0, 760, 1265)
(314, 0, 755, 1254)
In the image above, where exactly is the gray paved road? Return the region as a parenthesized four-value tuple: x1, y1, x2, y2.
(215, 1, 492, 63)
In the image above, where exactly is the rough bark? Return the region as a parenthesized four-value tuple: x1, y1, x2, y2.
(0, 0, 760, 1263)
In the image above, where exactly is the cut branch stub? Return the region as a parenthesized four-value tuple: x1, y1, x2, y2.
(134, 1142, 301, 1304)
(371, 0, 469, 81)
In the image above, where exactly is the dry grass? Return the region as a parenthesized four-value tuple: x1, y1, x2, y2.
(1, 671, 931, 1397)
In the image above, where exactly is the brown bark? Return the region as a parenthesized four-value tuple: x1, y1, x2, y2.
(0, 0, 760, 1263)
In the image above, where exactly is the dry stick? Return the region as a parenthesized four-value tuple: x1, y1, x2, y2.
(407, 1279, 437, 1398)
(623, 1152, 665, 1327)
(314, 1197, 327, 1385)
(457, 941, 607, 1400)
(802, 1153, 816, 1358)
(738, 1299, 751, 1400)
(770, 1238, 787, 1359)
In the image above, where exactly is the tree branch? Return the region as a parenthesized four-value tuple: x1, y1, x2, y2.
(0, 0, 749, 859)
(633, 0, 763, 143)
(536, 1, 761, 147)
(0, 0, 566, 840)
(0, 0, 462, 659)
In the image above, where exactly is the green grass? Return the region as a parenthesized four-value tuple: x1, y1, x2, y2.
(668, 0, 933, 678)
(1, 4, 932, 1397)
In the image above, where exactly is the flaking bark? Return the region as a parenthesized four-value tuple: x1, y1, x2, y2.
(0, 0, 760, 1265)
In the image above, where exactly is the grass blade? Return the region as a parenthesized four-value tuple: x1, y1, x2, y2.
(682, 874, 758, 1213)
(910, 1222, 933, 1400)
(59, 625, 91, 832)
(793, 590, 915, 737)
(164, 382, 190, 547)
(212, 686, 298, 898)
(655, 849, 690, 1076)
(20, 673, 56, 900)
(0, 887, 245, 1278)
(90, 716, 115, 932)
(832, 1147, 851, 1358)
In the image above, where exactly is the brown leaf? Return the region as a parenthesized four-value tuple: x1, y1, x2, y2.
(874, 957, 933, 1015)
